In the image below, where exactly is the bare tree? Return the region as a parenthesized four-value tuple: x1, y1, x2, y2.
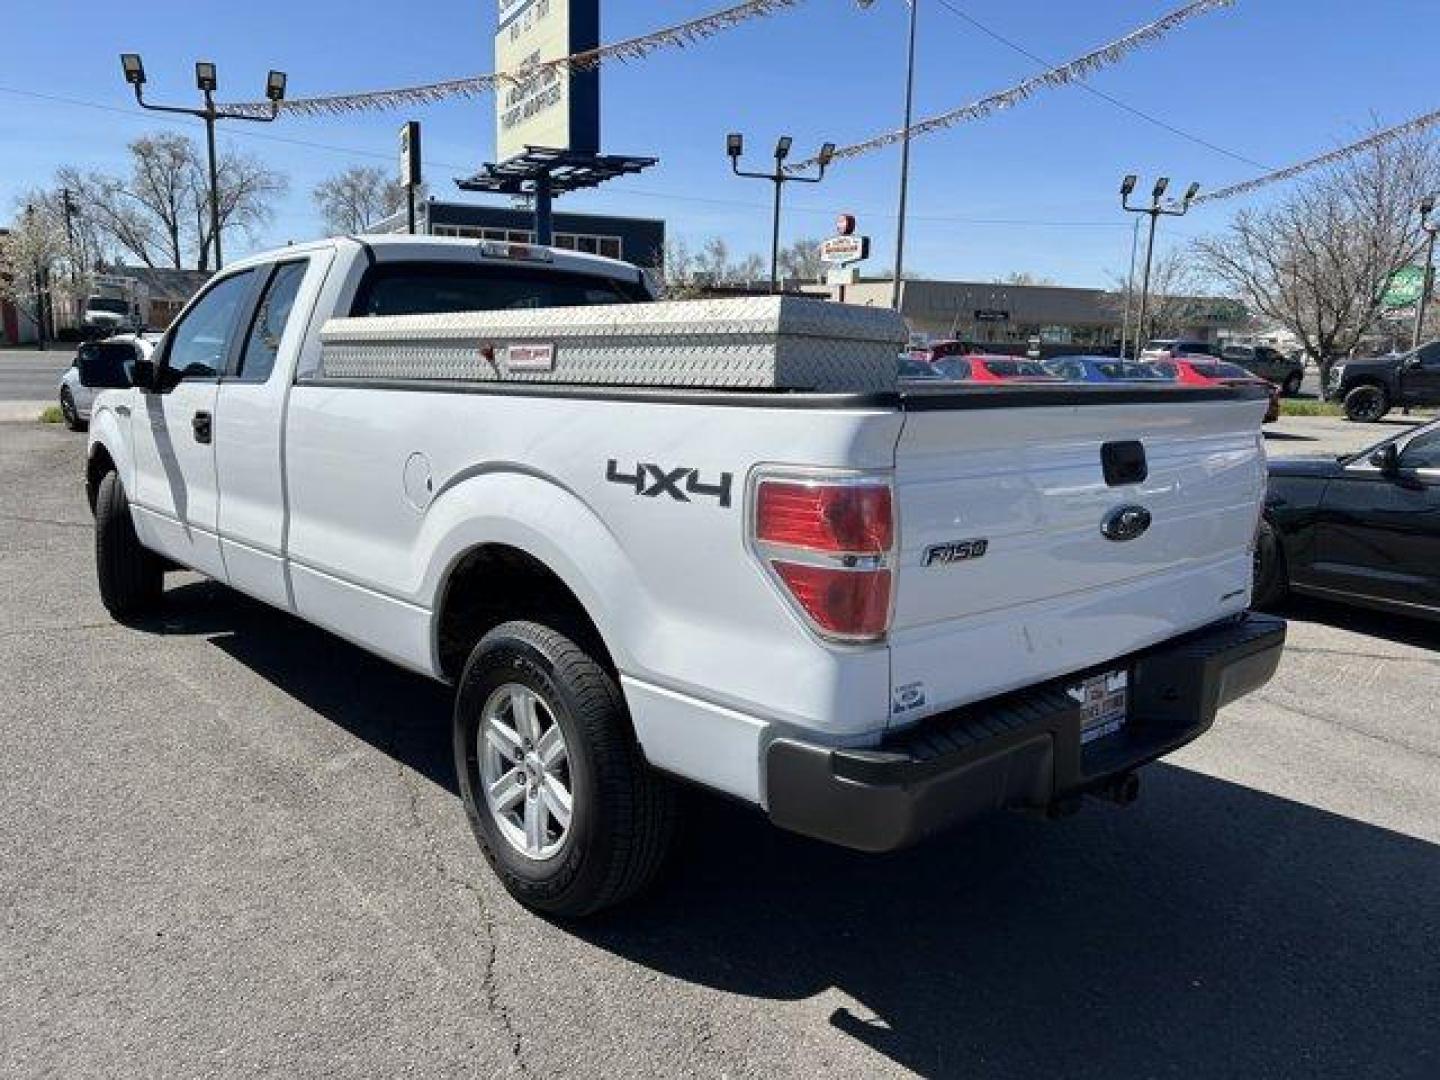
(57, 132, 287, 272)
(313, 165, 417, 236)
(1105, 247, 1239, 341)
(777, 238, 824, 283)
(1194, 127, 1440, 390)
(196, 149, 289, 271)
(994, 271, 1055, 286)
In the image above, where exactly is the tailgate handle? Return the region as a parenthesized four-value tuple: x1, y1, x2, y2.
(1102, 441, 1147, 487)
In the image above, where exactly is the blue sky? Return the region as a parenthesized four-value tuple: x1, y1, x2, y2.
(1, 0, 1433, 286)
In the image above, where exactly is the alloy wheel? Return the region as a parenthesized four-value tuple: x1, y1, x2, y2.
(478, 683, 573, 860)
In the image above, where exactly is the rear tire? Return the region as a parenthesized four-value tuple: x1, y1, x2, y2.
(453, 620, 677, 918)
(1343, 384, 1389, 422)
(94, 471, 163, 619)
(1252, 517, 1288, 610)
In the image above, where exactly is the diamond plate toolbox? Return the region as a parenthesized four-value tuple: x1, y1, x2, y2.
(320, 296, 908, 393)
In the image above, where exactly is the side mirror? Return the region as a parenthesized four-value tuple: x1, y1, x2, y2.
(77, 348, 132, 390)
(1369, 443, 1400, 475)
(131, 356, 156, 391)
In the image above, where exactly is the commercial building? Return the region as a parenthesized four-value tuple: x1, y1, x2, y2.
(375, 199, 665, 269)
(812, 277, 1247, 352)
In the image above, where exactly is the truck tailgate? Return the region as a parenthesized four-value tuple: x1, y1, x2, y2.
(888, 391, 1268, 723)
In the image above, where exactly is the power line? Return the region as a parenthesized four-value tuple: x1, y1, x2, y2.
(930, 0, 1269, 171)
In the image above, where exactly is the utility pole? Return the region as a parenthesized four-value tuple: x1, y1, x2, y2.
(1412, 195, 1437, 351)
(1120, 175, 1200, 349)
(726, 134, 835, 294)
(120, 54, 287, 271)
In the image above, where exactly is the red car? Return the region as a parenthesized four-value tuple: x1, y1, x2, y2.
(1156, 358, 1281, 422)
(930, 354, 1061, 384)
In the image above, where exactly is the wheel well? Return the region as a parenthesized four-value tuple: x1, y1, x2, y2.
(1344, 378, 1388, 394)
(86, 445, 116, 514)
(435, 544, 615, 682)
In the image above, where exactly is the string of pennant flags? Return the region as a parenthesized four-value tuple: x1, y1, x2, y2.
(217, 0, 805, 118)
(1194, 106, 1440, 204)
(211, 0, 1436, 212)
(793, 0, 1234, 166)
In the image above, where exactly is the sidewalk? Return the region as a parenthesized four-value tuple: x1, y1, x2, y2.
(0, 401, 51, 423)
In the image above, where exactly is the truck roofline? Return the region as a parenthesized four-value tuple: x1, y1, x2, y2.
(219, 234, 646, 286)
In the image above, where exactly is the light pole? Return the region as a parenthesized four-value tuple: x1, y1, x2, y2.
(858, 0, 919, 311)
(726, 133, 835, 294)
(1121, 175, 1200, 349)
(1119, 216, 1141, 360)
(1412, 195, 1438, 351)
(120, 54, 287, 270)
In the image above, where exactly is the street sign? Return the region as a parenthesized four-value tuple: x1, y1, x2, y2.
(826, 265, 859, 287)
(1383, 266, 1427, 309)
(974, 309, 1010, 323)
(399, 121, 422, 188)
(819, 234, 870, 265)
(835, 213, 857, 237)
(495, 0, 601, 161)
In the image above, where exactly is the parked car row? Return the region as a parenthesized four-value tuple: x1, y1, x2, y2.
(902, 346, 1281, 421)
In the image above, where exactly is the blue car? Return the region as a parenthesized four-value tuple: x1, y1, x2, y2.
(1045, 355, 1172, 383)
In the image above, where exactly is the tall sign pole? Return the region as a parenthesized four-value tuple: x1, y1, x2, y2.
(399, 121, 422, 235)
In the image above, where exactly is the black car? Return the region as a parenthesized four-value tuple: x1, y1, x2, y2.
(1254, 418, 1440, 619)
(1329, 341, 1440, 422)
(1221, 343, 1306, 396)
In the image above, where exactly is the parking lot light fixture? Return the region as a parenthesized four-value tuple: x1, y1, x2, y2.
(118, 54, 288, 270)
(1120, 174, 1200, 354)
(727, 132, 833, 294)
(120, 53, 146, 87)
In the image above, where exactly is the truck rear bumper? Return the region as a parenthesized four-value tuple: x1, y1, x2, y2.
(764, 613, 1285, 852)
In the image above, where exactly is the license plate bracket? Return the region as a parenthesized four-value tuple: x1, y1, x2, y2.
(1068, 668, 1129, 745)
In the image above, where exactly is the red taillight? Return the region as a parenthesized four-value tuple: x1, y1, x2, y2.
(752, 475, 895, 643)
(772, 562, 892, 638)
(755, 480, 893, 553)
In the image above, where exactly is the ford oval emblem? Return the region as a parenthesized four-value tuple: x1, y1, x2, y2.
(1101, 504, 1152, 543)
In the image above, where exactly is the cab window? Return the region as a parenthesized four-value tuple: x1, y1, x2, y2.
(1399, 427, 1440, 471)
(163, 271, 254, 383)
(236, 262, 307, 383)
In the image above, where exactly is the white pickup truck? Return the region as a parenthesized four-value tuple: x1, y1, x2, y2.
(80, 236, 1285, 917)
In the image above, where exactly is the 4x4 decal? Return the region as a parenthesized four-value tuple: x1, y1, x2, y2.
(606, 460, 733, 508)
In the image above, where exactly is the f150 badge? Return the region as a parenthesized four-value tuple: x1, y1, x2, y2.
(606, 460, 733, 508)
(924, 538, 989, 566)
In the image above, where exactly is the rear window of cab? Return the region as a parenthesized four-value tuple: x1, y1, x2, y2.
(351, 262, 651, 318)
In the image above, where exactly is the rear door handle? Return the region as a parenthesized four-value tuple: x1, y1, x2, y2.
(192, 411, 212, 444)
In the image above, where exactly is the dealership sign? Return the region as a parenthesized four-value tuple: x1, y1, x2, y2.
(495, 0, 600, 161)
(1383, 266, 1427, 309)
(820, 234, 870, 265)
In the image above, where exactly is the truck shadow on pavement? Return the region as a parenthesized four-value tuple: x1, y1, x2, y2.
(153, 580, 1440, 1080)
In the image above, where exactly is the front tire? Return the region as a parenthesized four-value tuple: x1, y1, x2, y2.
(1343, 384, 1389, 422)
(1252, 517, 1288, 610)
(94, 471, 163, 619)
(60, 388, 86, 432)
(453, 620, 677, 918)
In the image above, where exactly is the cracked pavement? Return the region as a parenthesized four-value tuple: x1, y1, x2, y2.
(1, 422, 1437, 1079)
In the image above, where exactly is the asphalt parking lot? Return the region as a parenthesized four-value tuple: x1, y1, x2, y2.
(1, 419, 1437, 1079)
